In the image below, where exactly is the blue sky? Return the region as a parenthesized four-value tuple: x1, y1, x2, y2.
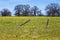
(0, 0, 60, 15)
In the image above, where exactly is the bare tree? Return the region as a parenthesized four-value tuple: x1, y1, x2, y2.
(45, 3, 60, 16)
(22, 5, 30, 16)
(31, 6, 38, 16)
(14, 4, 30, 16)
(14, 5, 24, 16)
(0, 8, 11, 16)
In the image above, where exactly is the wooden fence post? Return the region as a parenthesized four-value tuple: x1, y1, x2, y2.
(46, 18, 49, 40)
(46, 19, 49, 29)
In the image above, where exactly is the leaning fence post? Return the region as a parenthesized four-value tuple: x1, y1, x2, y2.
(20, 19, 31, 26)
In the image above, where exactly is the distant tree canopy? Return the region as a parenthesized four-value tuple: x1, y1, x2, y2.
(0, 3, 60, 16)
(45, 3, 60, 16)
(14, 4, 42, 16)
(31, 6, 38, 16)
(0, 8, 11, 16)
(14, 4, 30, 16)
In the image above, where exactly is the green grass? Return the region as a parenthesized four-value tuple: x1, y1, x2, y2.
(0, 16, 60, 40)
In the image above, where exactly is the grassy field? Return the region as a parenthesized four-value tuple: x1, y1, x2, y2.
(0, 16, 60, 40)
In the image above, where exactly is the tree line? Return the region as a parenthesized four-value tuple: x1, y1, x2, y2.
(0, 3, 60, 16)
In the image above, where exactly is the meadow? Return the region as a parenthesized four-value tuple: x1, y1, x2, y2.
(0, 16, 60, 40)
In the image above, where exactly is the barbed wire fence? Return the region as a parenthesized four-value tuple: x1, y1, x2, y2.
(15, 19, 31, 37)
